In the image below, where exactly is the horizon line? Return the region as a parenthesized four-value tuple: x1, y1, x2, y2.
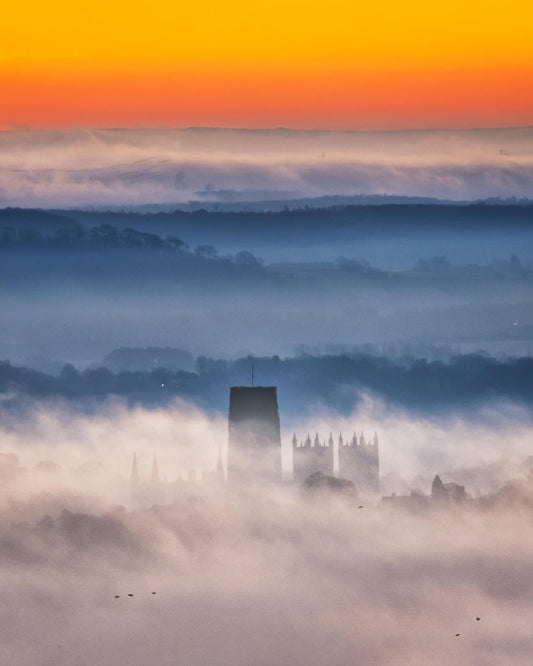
(2, 124, 533, 135)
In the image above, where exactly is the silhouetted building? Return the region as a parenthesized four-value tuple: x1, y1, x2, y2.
(303, 471, 355, 495)
(292, 433, 334, 482)
(130, 452, 139, 486)
(204, 447, 226, 486)
(228, 386, 282, 484)
(148, 452, 166, 503)
(431, 474, 466, 504)
(381, 490, 430, 512)
(150, 453, 160, 484)
(128, 452, 223, 506)
(338, 432, 379, 494)
(382, 475, 467, 510)
(216, 447, 224, 479)
(293, 430, 379, 494)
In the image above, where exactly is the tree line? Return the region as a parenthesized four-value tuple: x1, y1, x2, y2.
(1, 353, 533, 416)
(0, 223, 264, 266)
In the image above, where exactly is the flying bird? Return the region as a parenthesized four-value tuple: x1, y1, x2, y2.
(455, 633, 461, 637)
(115, 595, 120, 599)
(152, 592, 157, 595)
(476, 617, 480, 621)
(128, 593, 134, 597)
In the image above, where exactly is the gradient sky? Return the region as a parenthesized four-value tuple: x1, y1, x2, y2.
(2, 0, 533, 129)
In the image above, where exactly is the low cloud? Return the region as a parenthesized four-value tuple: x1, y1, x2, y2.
(1, 127, 533, 206)
(1, 398, 533, 664)
(0, 398, 533, 662)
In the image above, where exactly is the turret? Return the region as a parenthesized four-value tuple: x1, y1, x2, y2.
(151, 452, 160, 484)
(431, 474, 447, 502)
(216, 447, 224, 479)
(130, 452, 139, 485)
(338, 429, 380, 495)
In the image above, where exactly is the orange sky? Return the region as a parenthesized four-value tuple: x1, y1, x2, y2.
(2, 0, 533, 129)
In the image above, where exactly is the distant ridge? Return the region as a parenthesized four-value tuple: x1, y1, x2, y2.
(46, 194, 533, 215)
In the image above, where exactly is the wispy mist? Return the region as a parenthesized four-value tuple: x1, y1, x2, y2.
(1, 127, 533, 206)
(3, 124, 533, 665)
(2, 398, 533, 664)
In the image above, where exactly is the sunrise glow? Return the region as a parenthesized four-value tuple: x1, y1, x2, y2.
(2, 0, 532, 129)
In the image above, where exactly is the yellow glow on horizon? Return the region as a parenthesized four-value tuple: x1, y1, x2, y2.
(2, 0, 533, 128)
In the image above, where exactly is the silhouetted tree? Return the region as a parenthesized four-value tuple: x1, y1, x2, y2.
(195, 245, 218, 259)
(235, 250, 263, 267)
(120, 228, 145, 248)
(165, 236, 188, 252)
(90, 224, 119, 247)
(55, 224, 85, 245)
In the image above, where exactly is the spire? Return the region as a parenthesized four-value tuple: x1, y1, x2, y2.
(374, 432, 379, 447)
(328, 433, 334, 447)
(305, 433, 311, 447)
(314, 433, 320, 447)
(360, 432, 366, 446)
(292, 433, 298, 447)
(151, 452, 160, 484)
(130, 452, 139, 484)
(216, 446, 224, 477)
(432, 474, 447, 501)
(338, 432, 344, 446)
(351, 432, 357, 446)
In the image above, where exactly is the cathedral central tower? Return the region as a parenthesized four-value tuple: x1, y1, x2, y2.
(228, 386, 282, 484)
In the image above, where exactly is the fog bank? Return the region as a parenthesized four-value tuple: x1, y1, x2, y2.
(1, 127, 533, 206)
(2, 397, 533, 664)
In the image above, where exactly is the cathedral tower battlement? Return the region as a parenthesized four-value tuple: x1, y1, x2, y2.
(293, 431, 379, 494)
(292, 432, 334, 482)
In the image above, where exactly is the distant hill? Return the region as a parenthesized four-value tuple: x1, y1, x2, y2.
(0, 208, 80, 240)
(62, 193, 471, 214)
(46, 203, 533, 248)
(104, 347, 195, 373)
(0, 208, 80, 234)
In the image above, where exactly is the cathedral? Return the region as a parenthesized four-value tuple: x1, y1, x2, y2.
(128, 385, 380, 501)
(293, 431, 380, 494)
(227, 384, 379, 494)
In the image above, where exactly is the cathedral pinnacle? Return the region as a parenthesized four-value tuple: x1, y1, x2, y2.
(151, 452, 160, 484)
(130, 452, 139, 484)
(216, 446, 224, 477)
